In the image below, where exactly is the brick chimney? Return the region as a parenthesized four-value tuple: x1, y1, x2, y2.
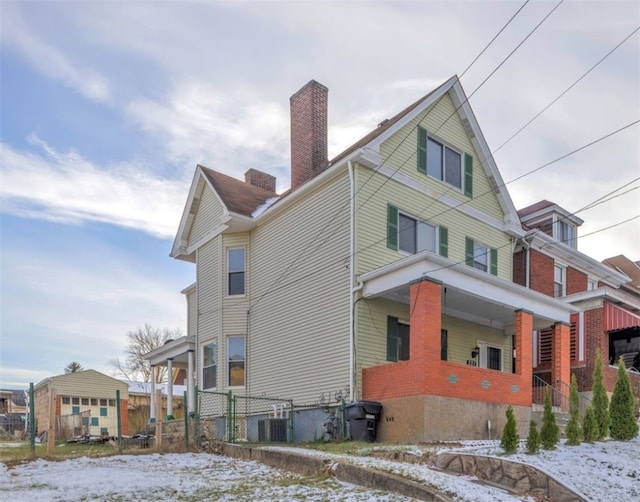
(245, 168, 276, 192)
(290, 80, 328, 190)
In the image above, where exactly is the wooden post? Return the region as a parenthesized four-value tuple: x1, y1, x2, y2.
(154, 390, 162, 450)
(47, 380, 55, 457)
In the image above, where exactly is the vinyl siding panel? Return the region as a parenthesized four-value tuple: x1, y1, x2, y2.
(188, 184, 226, 246)
(50, 371, 129, 399)
(186, 288, 197, 339)
(247, 172, 351, 403)
(379, 92, 504, 222)
(196, 237, 223, 388)
(442, 316, 512, 372)
(354, 163, 512, 280)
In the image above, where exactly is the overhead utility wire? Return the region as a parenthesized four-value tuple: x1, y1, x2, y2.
(352, 120, 640, 260)
(406, 26, 640, 231)
(458, 0, 531, 80)
(492, 25, 640, 154)
(247, 1, 531, 313)
(250, 127, 638, 308)
(256, 210, 639, 312)
(355, 0, 563, 215)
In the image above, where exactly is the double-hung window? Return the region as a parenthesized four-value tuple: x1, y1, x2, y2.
(387, 316, 410, 362)
(465, 237, 498, 275)
(387, 205, 448, 257)
(556, 220, 576, 249)
(417, 126, 473, 196)
(228, 248, 245, 295)
(228, 336, 246, 386)
(554, 264, 566, 298)
(203, 342, 218, 389)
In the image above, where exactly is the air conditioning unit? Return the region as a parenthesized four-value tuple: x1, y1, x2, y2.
(258, 418, 288, 442)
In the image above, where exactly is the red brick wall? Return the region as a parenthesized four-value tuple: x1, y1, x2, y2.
(566, 267, 588, 295)
(512, 250, 526, 286)
(290, 80, 328, 189)
(244, 169, 276, 192)
(362, 280, 533, 408)
(529, 249, 554, 297)
(552, 322, 571, 406)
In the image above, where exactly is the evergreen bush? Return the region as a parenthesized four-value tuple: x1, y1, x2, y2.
(540, 386, 559, 450)
(592, 348, 610, 440)
(609, 358, 639, 441)
(582, 404, 597, 443)
(565, 373, 582, 446)
(526, 420, 540, 454)
(500, 405, 519, 454)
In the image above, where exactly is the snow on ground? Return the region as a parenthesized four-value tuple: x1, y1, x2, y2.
(1, 437, 639, 501)
(0, 450, 410, 502)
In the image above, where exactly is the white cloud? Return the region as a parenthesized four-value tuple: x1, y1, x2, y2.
(126, 82, 290, 182)
(1, 5, 111, 102)
(0, 138, 187, 239)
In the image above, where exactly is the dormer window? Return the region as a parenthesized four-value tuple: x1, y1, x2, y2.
(556, 220, 576, 249)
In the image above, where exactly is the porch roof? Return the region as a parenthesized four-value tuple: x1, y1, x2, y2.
(143, 336, 195, 368)
(358, 251, 576, 330)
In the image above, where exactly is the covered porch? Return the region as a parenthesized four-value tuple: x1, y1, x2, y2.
(357, 252, 575, 441)
(144, 336, 196, 422)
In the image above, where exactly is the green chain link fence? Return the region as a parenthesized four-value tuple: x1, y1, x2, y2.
(196, 388, 347, 446)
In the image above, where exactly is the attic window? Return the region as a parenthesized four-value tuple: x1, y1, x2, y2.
(417, 126, 472, 196)
(555, 220, 576, 249)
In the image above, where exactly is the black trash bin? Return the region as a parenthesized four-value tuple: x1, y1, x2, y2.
(345, 401, 382, 442)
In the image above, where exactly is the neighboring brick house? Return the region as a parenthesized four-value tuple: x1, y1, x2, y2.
(513, 200, 640, 397)
(151, 77, 577, 442)
(34, 370, 129, 439)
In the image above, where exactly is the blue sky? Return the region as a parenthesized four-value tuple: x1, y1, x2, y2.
(1, 1, 639, 390)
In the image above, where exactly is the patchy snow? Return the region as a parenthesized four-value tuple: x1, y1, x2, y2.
(0, 451, 411, 501)
(267, 436, 640, 501)
(1, 437, 639, 501)
(251, 196, 280, 218)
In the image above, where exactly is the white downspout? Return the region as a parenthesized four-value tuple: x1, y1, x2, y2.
(348, 161, 362, 403)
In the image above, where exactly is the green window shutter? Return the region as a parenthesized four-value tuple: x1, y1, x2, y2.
(465, 237, 474, 267)
(464, 153, 473, 197)
(490, 248, 498, 275)
(386, 316, 399, 362)
(439, 225, 448, 258)
(417, 126, 427, 174)
(387, 204, 398, 250)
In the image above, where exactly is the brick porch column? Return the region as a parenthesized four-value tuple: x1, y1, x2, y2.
(552, 321, 571, 410)
(515, 309, 533, 404)
(409, 277, 442, 364)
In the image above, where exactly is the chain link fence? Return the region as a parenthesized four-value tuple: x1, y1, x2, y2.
(196, 389, 347, 446)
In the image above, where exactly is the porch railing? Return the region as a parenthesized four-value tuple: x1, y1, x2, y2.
(532, 375, 591, 415)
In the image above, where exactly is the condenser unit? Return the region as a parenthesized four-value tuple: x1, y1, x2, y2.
(258, 418, 288, 442)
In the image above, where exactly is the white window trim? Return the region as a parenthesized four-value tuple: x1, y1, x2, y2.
(472, 241, 490, 272)
(227, 335, 246, 388)
(397, 211, 438, 256)
(202, 342, 218, 390)
(554, 263, 567, 298)
(554, 216, 577, 248)
(426, 133, 464, 193)
(227, 247, 246, 297)
(477, 341, 503, 371)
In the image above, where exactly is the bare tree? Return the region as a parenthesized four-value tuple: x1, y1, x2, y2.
(64, 361, 84, 373)
(110, 323, 183, 383)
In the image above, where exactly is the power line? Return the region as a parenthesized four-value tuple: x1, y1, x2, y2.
(349, 122, 639, 263)
(249, 2, 533, 312)
(459, 0, 532, 80)
(492, 26, 640, 154)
